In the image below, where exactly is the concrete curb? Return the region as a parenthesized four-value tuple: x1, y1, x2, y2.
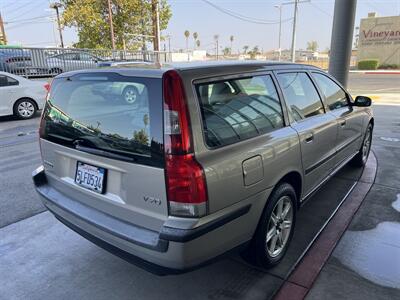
(274, 152, 377, 300)
(350, 70, 400, 75)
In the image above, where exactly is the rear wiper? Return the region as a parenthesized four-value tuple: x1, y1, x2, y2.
(74, 144, 137, 163)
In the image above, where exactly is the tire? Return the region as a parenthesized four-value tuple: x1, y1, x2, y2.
(247, 183, 297, 268)
(14, 98, 37, 119)
(122, 85, 139, 104)
(351, 123, 373, 167)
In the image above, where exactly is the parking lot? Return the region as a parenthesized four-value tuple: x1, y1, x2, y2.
(1, 73, 399, 300)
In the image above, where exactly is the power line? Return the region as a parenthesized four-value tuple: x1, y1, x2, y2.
(4, 14, 54, 24)
(308, 2, 333, 18)
(201, 0, 293, 25)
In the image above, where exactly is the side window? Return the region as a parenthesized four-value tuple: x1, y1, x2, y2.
(196, 74, 284, 148)
(312, 73, 348, 110)
(7, 76, 19, 86)
(277, 72, 324, 122)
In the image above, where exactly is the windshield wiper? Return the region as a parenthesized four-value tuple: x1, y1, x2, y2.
(74, 144, 137, 163)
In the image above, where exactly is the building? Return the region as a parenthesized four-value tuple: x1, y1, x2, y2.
(358, 12, 400, 66)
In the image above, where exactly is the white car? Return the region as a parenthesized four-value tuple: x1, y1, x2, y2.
(0, 72, 47, 119)
(46, 52, 102, 75)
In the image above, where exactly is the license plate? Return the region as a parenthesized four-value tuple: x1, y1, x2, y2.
(75, 162, 106, 193)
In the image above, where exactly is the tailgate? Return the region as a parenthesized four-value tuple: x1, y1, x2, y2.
(39, 72, 168, 231)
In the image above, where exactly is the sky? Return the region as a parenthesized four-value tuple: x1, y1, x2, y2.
(1, 0, 400, 53)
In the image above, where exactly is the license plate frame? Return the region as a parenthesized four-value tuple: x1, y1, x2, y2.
(74, 161, 107, 194)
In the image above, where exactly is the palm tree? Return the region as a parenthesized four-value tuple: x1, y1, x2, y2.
(243, 45, 249, 54)
(193, 32, 198, 48)
(230, 35, 234, 53)
(196, 40, 200, 48)
(184, 30, 190, 51)
(223, 47, 231, 56)
(214, 34, 220, 59)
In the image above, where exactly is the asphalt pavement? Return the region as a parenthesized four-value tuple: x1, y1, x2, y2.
(307, 103, 400, 300)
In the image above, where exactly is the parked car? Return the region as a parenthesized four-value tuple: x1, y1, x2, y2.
(0, 50, 48, 76)
(46, 52, 104, 75)
(33, 61, 373, 274)
(0, 72, 48, 119)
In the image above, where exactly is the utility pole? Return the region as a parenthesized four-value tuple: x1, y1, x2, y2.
(280, 0, 309, 63)
(290, 0, 298, 62)
(107, 0, 116, 50)
(165, 35, 171, 52)
(329, 0, 357, 87)
(50, 3, 64, 48)
(152, 0, 160, 51)
(274, 5, 282, 61)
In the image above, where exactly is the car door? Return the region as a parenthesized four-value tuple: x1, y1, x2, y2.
(78, 53, 98, 69)
(192, 72, 302, 213)
(311, 72, 364, 167)
(0, 75, 8, 115)
(276, 71, 338, 197)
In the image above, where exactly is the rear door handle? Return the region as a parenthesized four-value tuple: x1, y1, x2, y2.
(340, 120, 346, 127)
(305, 133, 314, 143)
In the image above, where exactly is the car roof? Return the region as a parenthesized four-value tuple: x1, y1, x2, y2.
(56, 60, 322, 79)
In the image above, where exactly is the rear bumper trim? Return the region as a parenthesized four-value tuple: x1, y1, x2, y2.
(160, 204, 251, 243)
(53, 213, 182, 276)
(33, 168, 169, 253)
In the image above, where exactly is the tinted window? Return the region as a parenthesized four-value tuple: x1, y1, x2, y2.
(59, 53, 79, 60)
(196, 75, 284, 148)
(277, 72, 324, 122)
(0, 75, 18, 87)
(312, 73, 348, 110)
(41, 73, 164, 167)
(80, 53, 99, 61)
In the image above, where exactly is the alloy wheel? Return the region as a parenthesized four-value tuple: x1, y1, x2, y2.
(362, 127, 372, 162)
(124, 89, 137, 104)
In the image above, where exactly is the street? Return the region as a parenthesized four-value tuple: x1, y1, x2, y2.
(0, 73, 399, 300)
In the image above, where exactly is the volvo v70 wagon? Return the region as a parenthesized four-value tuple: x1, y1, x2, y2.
(33, 61, 373, 274)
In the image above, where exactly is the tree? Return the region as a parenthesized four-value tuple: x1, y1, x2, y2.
(243, 45, 249, 54)
(307, 40, 318, 52)
(60, 0, 172, 50)
(196, 39, 200, 48)
(193, 32, 198, 48)
(223, 47, 231, 56)
(230, 35, 234, 52)
(248, 46, 260, 59)
(184, 30, 190, 51)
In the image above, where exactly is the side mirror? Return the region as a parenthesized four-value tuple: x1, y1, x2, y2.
(353, 96, 372, 107)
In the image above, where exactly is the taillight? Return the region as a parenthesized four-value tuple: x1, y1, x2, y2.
(163, 70, 208, 217)
(44, 83, 50, 93)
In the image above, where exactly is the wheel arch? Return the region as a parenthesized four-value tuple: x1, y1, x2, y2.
(274, 171, 303, 209)
(14, 97, 39, 110)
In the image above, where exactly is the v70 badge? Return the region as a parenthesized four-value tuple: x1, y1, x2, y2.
(143, 196, 162, 206)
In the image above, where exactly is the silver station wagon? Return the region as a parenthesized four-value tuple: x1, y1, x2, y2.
(33, 61, 373, 274)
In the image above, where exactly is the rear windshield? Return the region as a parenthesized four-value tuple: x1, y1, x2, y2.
(41, 73, 164, 167)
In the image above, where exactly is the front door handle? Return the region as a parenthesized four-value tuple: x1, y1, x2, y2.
(340, 120, 346, 127)
(305, 133, 314, 143)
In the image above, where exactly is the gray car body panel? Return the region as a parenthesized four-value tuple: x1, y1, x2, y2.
(34, 61, 373, 273)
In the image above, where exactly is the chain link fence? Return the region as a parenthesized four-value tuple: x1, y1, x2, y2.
(0, 47, 171, 78)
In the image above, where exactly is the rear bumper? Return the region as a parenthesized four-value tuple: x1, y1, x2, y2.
(33, 166, 252, 275)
